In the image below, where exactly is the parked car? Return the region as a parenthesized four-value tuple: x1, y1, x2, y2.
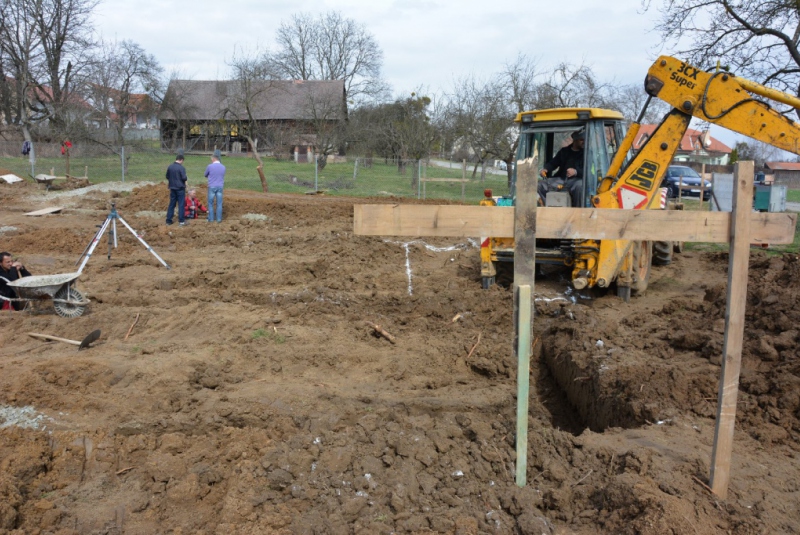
(662, 165, 712, 200)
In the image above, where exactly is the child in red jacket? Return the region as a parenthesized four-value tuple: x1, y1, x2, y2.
(184, 189, 207, 219)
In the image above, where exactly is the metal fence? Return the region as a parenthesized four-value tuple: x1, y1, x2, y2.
(0, 147, 512, 204)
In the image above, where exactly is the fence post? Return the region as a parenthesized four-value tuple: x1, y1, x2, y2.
(700, 163, 706, 209)
(315, 155, 319, 192)
(121, 146, 125, 182)
(29, 142, 35, 178)
(353, 158, 359, 181)
(418, 160, 422, 199)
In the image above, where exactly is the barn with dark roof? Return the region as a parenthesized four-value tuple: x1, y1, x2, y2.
(159, 79, 346, 160)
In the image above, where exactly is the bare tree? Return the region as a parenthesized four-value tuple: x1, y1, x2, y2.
(32, 0, 97, 133)
(734, 139, 783, 168)
(264, 11, 388, 103)
(536, 62, 613, 109)
(0, 0, 44, 141)
(302, 88, 347, 170)
(86, 39, 162, 169)
(643, 0, 800, 110)
(225, 49, 286, 191)
(604, 83, 671, 125)
(447, 55, 539, 185)
(0, 0, 97, 140)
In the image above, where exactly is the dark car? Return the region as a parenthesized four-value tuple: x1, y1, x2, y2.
(662, 165, 712, 200)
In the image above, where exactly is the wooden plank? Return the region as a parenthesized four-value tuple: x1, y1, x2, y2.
(513, 157, 538, 488)
(0, 173, 23, 184)
(353, 205, 796, 244)
(710, 161, 753, 499)
(24, 206, 64, 216)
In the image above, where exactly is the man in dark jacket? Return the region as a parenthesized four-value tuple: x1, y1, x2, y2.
(538, 129, 585, 207)
(1, 251, 31, 311)
(166, 151, 188, 226)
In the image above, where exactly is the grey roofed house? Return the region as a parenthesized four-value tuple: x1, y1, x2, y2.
(159, 79, 346, 156)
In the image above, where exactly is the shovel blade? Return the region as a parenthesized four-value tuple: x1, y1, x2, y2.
(78, 329, 101, 350)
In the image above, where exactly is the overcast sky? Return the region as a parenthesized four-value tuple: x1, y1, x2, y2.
(93, 0, 744, 147)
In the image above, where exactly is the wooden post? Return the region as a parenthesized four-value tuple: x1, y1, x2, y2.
(462, 159, 466, 181)
(513, 157, 538, 487)
(709, 160, 754, 499)
(700, 163, 706, 209)
(461, 179, 465, 204)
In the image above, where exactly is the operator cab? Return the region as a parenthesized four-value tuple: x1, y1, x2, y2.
(513, 108, 628, 207)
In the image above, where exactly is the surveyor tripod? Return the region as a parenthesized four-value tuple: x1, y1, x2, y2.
(75, 201, 170, 272)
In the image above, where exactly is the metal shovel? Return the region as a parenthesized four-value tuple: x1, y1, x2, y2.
(28, 329, 101, 350)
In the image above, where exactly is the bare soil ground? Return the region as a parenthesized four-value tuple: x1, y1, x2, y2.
(0, 180, 799, 535)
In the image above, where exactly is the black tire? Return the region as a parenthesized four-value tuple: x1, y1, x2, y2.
(54, 287, 86, 318)
(652, 241, 673, 266)
(631, 241, 652, 295)
(667, 184, 679, 198)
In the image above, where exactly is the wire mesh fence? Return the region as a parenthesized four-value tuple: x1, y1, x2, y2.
(0, 147, 512, 204)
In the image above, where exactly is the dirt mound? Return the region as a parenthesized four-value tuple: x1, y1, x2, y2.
(1, 184, 799, 534)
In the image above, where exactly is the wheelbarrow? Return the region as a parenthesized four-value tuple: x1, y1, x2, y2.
(1, 272, 89, 318)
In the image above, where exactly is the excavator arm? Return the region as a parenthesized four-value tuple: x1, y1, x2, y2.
(584, 55, 800, 293)
(600, 55, 800, 210)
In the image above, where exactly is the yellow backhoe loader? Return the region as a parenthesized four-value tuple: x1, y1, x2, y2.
(480, 55, 800, 300)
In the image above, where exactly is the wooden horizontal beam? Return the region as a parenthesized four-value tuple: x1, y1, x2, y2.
(353, 204, 797, 244)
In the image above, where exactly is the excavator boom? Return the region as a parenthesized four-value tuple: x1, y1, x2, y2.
(646, 56, 800, 156)
(586, 56, 800, 293)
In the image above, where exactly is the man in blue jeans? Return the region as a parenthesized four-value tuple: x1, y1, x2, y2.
(205, 149, 226, 222)
(166, 150, 188, 226)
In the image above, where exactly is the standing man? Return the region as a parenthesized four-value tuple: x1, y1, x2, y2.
(166, 150, 188, 226)
(205, 149, 226, 223)
(0, 252, 31, 311)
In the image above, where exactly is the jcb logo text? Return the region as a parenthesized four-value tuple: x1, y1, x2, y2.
(630, 161, 660, 191)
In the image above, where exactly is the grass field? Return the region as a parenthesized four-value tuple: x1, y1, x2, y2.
(787, 189, 800, 203)
(0, 153, 511, 204)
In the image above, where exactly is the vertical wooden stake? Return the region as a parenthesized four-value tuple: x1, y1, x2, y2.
(700, 163, 706, 210)
(709, 160, 754, 499)
(513, 157, 538, 487)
